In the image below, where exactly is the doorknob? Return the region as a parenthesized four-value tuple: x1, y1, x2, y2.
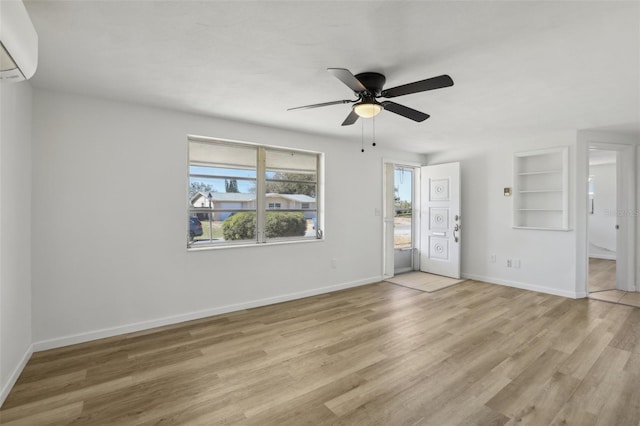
(453, 224, 460, 243)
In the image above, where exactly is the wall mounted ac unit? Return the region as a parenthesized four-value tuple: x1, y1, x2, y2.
(0, 0, 38, 82)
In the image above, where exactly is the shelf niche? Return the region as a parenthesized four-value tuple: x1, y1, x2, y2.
(513, 146, 569, 230)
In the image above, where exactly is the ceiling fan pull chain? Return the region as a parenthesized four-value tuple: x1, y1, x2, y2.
(372, 114, 376, 147)
(361, 119, 365, 153)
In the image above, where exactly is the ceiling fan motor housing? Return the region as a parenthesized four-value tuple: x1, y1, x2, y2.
(354, 72, 386, 96)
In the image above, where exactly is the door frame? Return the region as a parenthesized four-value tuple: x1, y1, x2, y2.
(576, 131, 638, 295)
(382, 158, 422, 279)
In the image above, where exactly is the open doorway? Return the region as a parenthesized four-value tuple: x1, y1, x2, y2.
(393, 166, 415, 274)
(383, 162, 419, 278)
(587, 149, 617, 293)
(383, 161, 463, 289)
(587, 146, 639, 307)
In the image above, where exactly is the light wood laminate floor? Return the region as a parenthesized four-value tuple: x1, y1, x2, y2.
(2, 281, 639, 425)
(588, 257, 616, 293)
(590, 290, 640, 308)
(588, 257, 640, 308)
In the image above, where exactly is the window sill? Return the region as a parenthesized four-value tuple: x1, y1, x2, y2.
(187, 237, 324, 252)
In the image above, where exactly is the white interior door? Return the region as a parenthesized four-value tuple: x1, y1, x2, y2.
(420, 162, 461, 278)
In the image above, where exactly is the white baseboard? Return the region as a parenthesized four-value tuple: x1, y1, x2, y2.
(0, 343, 33, 407)
(462, 273, 584, 299)
(33, 276, 382, 352)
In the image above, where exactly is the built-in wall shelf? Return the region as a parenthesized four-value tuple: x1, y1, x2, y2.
(513, 146, 569, 230)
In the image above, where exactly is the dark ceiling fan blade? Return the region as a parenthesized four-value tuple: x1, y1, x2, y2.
(341, 110, 360, 126)
(381, 74, 454, 98)
(381, 101, 430, 122)
(287, 99, 354, 111)
(328, 68, 367, 93)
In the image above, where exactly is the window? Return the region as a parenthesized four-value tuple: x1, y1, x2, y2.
(188, 137, 322, 248)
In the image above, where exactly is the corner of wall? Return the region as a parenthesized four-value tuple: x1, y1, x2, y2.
(0, 344, 33, 407)
(0, 80, 34, 407)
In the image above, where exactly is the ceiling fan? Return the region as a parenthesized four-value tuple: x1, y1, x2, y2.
(288, 68, 454, 126)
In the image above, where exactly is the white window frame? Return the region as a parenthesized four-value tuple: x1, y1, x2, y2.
(188, 136, 324, 249)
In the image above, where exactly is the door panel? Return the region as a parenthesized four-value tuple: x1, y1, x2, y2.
(420, 162, 461, 278)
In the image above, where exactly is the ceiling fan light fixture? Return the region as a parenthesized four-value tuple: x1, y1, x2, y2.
(354, 102, 382, 118)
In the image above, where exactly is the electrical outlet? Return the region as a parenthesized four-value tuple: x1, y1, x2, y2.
(489, 254, 496, 263)
(513, 258, 521, 269)
(506, 259, 512, 268)
(331, 258, 337, 269)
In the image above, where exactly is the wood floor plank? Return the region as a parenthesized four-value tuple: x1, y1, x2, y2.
(1, 401, 83, 426)
(491, 330, 554, 380)
(486, 349, 570, 418)
(2, 369, 87, 409)
(508, 371, 581, 425)
(417, 370, 512, 425)
(588, 258, 617, 292)
(324, 345, 449, 417)
(610, 309, 640, 353)
(549, 345, 630, 424)
(0, 376, 132, 423)
(1, 280, 638, 425)
(557, 322, 616, 380)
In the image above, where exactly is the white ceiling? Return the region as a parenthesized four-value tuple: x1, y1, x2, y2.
(24, 0, 640, 154)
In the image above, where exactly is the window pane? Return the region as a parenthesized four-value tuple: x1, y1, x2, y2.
(189, 140, 257, 169)
(265, 149, 317, 173)
(264, 149, 318, 242)
(189, 142, 257, 200)
(394, 168, 413, 249)
(189, 140, 257, 247)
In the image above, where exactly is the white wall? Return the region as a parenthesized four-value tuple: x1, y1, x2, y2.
(427, 134, 578, 298)
(31, 89, 424, 348)
(0, 81, 33, 405)
(588, 162, 616, 258)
